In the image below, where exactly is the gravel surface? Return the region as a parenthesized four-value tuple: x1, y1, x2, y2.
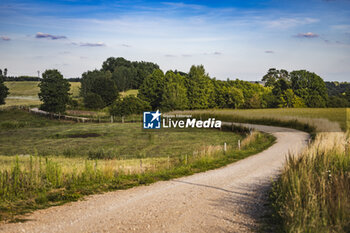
(0, 123, 309, 233)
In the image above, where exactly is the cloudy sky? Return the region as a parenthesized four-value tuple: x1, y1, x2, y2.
(1, 0, 350, 81)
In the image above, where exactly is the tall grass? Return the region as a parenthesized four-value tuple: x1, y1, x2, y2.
(179, 109, 349, 232)
(271, 132, 349, 232)
(0, 130, 275, 221)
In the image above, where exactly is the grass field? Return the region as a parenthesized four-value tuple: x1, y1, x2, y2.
(3, 81, 80, 108)
(174, 108, 349, 132)
(0, 110, 244, 158)
(0, 108, 275, 221)
(5, 81, 40, 96)
(120, 89, 138, 97)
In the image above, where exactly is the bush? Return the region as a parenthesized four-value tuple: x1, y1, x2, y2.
(109, 95, 151, 117)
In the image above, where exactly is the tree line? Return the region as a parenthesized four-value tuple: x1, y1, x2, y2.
(0, 59, 349, 115)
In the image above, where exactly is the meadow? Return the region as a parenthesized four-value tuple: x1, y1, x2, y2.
(2, 81, 81, 108)
(0, 110, 244, 158)
(0, 108, 275, 221)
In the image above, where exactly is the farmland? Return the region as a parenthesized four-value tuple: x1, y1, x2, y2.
(2, 81, 81, 108)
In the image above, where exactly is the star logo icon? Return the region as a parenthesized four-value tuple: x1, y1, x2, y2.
(150, 110, 161, 122)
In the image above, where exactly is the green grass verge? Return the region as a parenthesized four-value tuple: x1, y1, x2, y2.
(0, 126, 275, 222)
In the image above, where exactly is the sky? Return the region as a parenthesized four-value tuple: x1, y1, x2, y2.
(0, 0, 350, 81)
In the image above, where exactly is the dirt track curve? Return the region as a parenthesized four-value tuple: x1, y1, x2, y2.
(0, 123, 309, 233)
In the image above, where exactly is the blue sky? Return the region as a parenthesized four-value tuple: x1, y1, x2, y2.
(1, 0, 350, 81)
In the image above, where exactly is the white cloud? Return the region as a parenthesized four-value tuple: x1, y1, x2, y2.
(263, 17, 319, 29)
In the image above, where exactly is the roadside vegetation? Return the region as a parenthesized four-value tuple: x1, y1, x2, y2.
(178, 108, 349, 233)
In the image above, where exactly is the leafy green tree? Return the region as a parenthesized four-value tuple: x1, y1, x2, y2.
(226, 86, 244, 109)
(327, 96, 349, 107)
(345, 89, 350, 103)
(160, 71, 188, 111)
(81, 70, 119, 108)
(0, 71, 9, 105)
(212, 80, 244, 109)
(262, 89, 279, 108)
(84, 93, 105, 109)
(112, 66, 137, 92)
(261, 68, 291, 106)
(186, 65, 214, 109)
(262, 68, 289, 87)
(102, 57, 132, 73)
(109, 95, 151, 117)
(229, 79, 267, 109)
(138, 69, 165, 109)
(279, 89, 306, 108)
(246, 93, 262, 109)
(38, 69, 70, 113)
(290, 70, 328, 107)
(132, 61, 159, 89)
(101, 57, 159, 90)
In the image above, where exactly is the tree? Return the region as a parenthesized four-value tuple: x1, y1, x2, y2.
(83, 93, 105, 109)
(160, 71, 188, 111)
(101, 57, 159, 90)
(109, 95, 151, 117)
(112, 66, 137, 92)
(261, 68, 291, 106)
(226, 86, 244, 109)
(0, 71, 9, 105)
(212, 80, 244, 109)
(327, 96, 349, 107)
(38, 69, 70, 113)
(262, 68, 289, 87)
(290, 70, 328, 107)
(186, 65, 214, 109)
(80, 70, 119, 108)
(138, 69, 165, 110)
(247, 93, 262, 109)
(279, 89, 306, 108)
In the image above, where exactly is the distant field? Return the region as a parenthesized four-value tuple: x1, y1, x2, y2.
(69, 82, 81, 97)
(3, 82, 137, 107)
(175, 108, 349, 131)
(120, 89, 138, 97)
(5, 81, 40, 96)
(3, 81, 80, 107)
(5, 81, 80, 97)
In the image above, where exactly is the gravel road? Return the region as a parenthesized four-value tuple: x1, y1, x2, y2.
(0, 123, 309, 233)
